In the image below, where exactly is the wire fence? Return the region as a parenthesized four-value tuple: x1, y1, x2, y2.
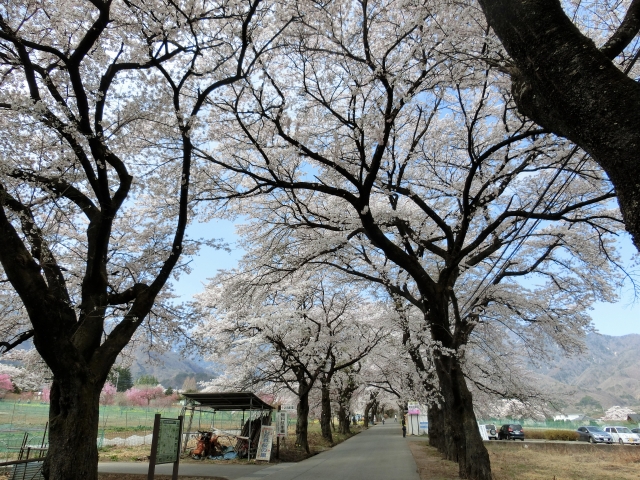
(0, 400, 277, 458)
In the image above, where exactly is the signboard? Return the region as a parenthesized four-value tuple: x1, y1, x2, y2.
(255, 426, 275, 462)
(281, 404, 296, 412)
(156, 418, 181, 464)
(276, 411, 288, 437)
(407, 402, 420, 415)
(148, 414, 182, 480)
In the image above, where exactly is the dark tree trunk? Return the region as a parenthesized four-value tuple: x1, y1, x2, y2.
(363, 402, 371, 428)
(43, 377, 101, 480)
(427, 402, 445, 450)
(478, 0, 640, 251)
(320, 378, 333, 443)
(337, 404, 351, 434)
(295, 387, 311, 454)
(433, 352, 491, 480)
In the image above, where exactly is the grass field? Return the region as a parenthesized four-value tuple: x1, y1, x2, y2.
(409, 440, 640, 480)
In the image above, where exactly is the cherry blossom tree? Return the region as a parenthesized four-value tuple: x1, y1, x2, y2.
(0, 373, 12, 396)
(196, 270, 387, 452)
(124, 385, 164, 406)
(0, 1, 286, 478)
(99, 382, 117, 405)
(477, 0, 640, 251)
(195, 1, 625, 476)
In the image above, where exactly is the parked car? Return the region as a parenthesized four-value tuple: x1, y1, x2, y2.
(632, 428, 640, 435)
(576, 426, 614, 444)
(485, 424, 498, 440)
(603, 426, 640, 445)
(498, 424, 525, 441)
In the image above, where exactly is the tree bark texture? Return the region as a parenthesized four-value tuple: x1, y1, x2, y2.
(432, 353, 491, 480)
(295, 388, 311, 454)
(320, 379, 333, 443)
(43, 378, 101, 480)
(478, 0, 640, 251)
(337, 404, 351, 434)
(427, 403, 445, 450)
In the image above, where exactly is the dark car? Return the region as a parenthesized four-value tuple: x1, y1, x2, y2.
(498, 424, 525, 441)
(576, 426, 613, 444)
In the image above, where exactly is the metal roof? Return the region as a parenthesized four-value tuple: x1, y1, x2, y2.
(181, 392, 273, 411)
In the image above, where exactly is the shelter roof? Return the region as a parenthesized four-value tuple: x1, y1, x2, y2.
(182, 392, 273, 411)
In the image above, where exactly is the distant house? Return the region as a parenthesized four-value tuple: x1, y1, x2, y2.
(628, 413, 640, 423)
(553, 414, 587, 422)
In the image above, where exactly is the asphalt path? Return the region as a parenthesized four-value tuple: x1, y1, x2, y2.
(99, 422, 419, 480)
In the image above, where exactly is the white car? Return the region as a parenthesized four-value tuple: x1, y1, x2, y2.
(603, 426, 640, 445)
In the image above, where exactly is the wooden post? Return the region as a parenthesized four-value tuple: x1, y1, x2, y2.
(148, 414, 161, 480)
(276, 406, 281, 460)
(171, 416, 183, 480)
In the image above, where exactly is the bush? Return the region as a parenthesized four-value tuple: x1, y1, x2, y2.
(522, 429, 579, 441)
(544, 429, 579, 441)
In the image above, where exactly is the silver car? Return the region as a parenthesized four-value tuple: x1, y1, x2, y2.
(576, 426, 613, 444)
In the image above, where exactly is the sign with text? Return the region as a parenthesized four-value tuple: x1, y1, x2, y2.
(148, 414, 183, 480)
(407, 402, 420, 415)
(281, 404, 296, 412)
(256, 425, 275, 461)
(155, 418, 181, 464)
(276, 411, 288, 437)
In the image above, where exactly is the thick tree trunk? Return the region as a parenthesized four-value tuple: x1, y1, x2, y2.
(427, 402, 445, 450)
(363, 402, 372, 428)
(337, 404, 351, 434)
(320, 379, 333, 443)
(433, 352, 491, 480)
(43, 377, 101, 480)
(478, 0, 640, 251)
(295, 389, 311, 454)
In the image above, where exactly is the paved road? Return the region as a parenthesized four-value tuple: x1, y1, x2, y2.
(99, 422, 419, 480)
(234, 422, 419, 480)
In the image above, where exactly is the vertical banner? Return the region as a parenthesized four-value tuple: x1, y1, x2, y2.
(276, 411, 288, 437)
(255, 425, 275, 462)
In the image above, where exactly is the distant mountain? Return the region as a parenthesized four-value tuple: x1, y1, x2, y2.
(129, 347, 219, 389)
(526, 333, 640, 411)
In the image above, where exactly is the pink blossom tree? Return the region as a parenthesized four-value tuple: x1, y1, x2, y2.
(125, 386, 164, 406)
(100, 383, 117, 406)
(0, 374, 12, 398)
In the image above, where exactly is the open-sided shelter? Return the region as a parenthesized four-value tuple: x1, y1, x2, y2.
(180, 392, 273, 460)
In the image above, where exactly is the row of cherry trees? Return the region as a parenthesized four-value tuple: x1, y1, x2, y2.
(191, 2, 624, 478)
(1, 1, 636, 479)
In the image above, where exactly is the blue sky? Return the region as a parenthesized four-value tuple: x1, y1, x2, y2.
(176, 219, 640, 337)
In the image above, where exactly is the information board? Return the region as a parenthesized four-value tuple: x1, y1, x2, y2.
(276, 411, 288, 437)
(281, 404, 296, 412)
(255, 425, 275, 461)
(155, 418, 181, 464)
